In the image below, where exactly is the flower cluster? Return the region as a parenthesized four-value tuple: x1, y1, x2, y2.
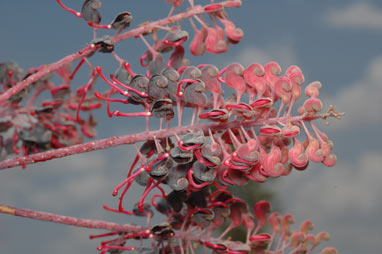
(0, 1, 342, 254)
(0, 61, 103, 166)
(94, 195, 337, 254)
(97, 57, 340, 254)
(98, 59, 338, 188)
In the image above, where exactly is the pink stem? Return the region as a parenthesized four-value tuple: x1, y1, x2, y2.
(0, 205, 241, 246)
(0, 44, 96, 102)
(0, 115, 311, 170)
(0, 205, 145, 232)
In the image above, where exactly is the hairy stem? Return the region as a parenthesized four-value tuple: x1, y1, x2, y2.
(0, 114, 313, 170)
(0, 205, 146, 233)
(0, 45, 96, 103)
(0, 204, 244, 247)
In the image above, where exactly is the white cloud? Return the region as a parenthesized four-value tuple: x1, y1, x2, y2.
(266, 150, 382, 253)
(0, 146, 142, 214)
(324, 3, 382, 30)
(324, 56, 382, 130)
(273, 151, 382, 217)
(0, 146, 147, 254)
(229, 44, 297, 70)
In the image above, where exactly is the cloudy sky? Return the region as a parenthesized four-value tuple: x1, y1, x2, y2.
(0, 0, 381, 253)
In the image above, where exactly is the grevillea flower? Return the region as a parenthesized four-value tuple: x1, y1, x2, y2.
(91, 48, 341, 253)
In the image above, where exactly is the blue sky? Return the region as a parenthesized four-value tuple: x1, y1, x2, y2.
(1, 1, 382, 253)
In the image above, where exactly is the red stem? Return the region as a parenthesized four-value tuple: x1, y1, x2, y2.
(69, 58, 85, 80)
